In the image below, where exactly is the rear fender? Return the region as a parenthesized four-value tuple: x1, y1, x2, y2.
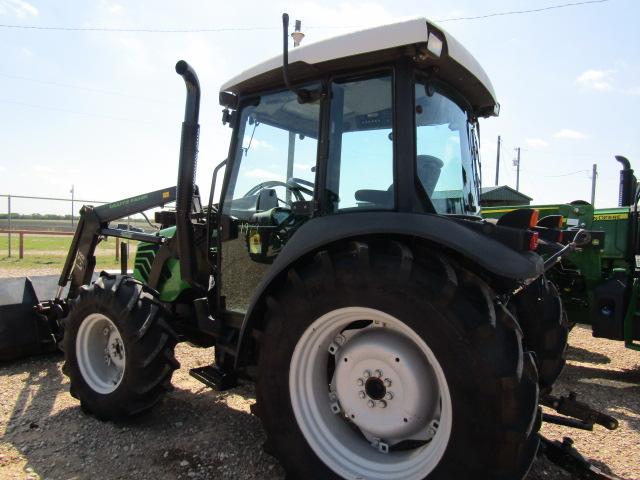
(233, 211, 543, 369)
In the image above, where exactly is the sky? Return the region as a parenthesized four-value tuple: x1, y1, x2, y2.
(0, 0, 638, 215)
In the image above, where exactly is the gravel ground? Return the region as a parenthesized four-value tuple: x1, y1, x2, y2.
(0, 268, 62, 278)
(1, 317, 638, 479)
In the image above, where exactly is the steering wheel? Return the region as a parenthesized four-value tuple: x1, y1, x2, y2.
(243, 180, 306, 204)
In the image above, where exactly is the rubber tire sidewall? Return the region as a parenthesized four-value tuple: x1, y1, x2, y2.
(257, 250, 536, 480)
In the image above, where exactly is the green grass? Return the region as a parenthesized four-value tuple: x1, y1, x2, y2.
(0, 233, 137, 272)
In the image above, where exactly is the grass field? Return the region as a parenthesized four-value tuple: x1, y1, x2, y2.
(0, 218, 151, 233)
(0, 233, 136, 271)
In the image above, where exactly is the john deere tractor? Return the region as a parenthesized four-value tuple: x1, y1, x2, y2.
(483, 156, 640, 353)
(22, 14, 619, 480)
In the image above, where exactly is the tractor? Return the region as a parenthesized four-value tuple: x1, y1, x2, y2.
(3, 14, 620, 480)
(483, 156, 640, 353)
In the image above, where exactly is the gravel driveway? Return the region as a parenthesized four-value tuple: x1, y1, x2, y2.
(1, 325, 638, 479)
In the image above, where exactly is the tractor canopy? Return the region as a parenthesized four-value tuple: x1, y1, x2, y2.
(219, 17, 499, 118)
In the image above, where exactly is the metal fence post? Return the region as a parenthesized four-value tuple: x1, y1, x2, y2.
(7, 195, 11, 258)
(19, 232, 24, 259)
(115, 237, 120, 261)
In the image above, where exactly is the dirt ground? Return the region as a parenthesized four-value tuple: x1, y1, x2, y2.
(1, 320, 639, 479)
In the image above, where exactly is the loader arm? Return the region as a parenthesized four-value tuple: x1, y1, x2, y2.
(58, 187, 177, 300)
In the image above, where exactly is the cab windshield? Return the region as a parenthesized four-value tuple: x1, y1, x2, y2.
(415, 80, 480, 215)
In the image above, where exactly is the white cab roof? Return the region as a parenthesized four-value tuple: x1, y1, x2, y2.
(220, 17, 498, 115)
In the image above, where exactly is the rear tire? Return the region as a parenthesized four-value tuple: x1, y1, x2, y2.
(255, 240, 539, 479)
(62, 274, 179, 420)
(513, 277, 568, 393)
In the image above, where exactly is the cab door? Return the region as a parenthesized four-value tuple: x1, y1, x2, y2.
(219, 88, 321, 314)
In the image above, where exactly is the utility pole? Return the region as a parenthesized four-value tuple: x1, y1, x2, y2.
(513, 147, 521, 191)
(495, 135, 501, 186)
(70, 185, 75, 228)
(591, 163, 597, 206)
(7, 195, 11, 258)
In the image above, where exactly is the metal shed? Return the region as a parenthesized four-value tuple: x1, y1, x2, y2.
(480, 186, 532, 207)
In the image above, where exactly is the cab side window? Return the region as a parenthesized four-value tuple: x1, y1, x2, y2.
(326, 75, 394, 212)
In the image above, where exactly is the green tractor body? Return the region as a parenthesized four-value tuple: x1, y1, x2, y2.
(132, 226, 191, 302)
(482, 188, 640, 351)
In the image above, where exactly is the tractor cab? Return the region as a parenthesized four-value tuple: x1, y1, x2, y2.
(217, 17, 498, 312)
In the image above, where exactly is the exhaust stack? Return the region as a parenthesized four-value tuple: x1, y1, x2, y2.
(175, 60, 201, 289)
(616, 155, 635, 207)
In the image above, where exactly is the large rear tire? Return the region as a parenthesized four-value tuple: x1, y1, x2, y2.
(62, 274, 179, 420)
(255, 240, 539, 479)
(513, 277, 568, 393)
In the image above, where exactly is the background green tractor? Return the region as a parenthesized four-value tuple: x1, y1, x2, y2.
(14, 14, 620, 480)
(483, 155, 640, 353)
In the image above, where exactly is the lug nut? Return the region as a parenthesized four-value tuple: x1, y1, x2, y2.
(367, 400, 375, 408)
(385, 392, 393, 400)
(359, 391, 366, 399)
(383, 378, 392, 387)
(356, 378, 364, 386)
(378, 400, 387, 408)
(363, 370, 371, 379)
(375, 369, 383, 378)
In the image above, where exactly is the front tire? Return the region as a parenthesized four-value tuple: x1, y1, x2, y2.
(62, 274, 179, 420)
(256, 240, 539, 479)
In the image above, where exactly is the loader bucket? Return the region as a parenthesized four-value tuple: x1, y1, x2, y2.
(0, 276, 61, 361)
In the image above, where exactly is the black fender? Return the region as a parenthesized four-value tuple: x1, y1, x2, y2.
(233, 211, 543, 369)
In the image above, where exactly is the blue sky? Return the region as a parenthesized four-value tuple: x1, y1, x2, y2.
(0, 0, 638, 215)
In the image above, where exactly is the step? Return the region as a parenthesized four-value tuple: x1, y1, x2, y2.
(189, 365, 237, 391)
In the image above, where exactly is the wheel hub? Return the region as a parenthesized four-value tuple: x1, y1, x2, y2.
(289, 307, 453, 480)
(76, 314, 126, 394)
(364, 377, 386, 400)
(333, 328, 439, 443)
(107, 330, 125, 369)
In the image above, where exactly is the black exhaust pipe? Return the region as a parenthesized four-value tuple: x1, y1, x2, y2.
(175, 60, 201, 289)
(616, 155, 635, 207)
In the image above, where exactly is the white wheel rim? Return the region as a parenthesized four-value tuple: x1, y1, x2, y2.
(289, 307, 452, 480)
(76, 313, 126, 394)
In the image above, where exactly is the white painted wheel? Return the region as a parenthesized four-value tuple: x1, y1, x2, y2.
(289, 307, 453, 480)
(76, 313, 126, 395)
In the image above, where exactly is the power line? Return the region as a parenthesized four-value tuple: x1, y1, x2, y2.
(0, 1, 612, 33)
(0, 99, 159, 125)
(0, 72, 175, 105)
(436, 0, 610, 22)
(0, 24, 344, 33)
(543, 169, 591, 178)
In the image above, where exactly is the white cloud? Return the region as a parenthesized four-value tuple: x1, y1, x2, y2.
(31, 164, 53, 173)
(624, 86, 640, 96)
(294, 162, 314, 171)
(0, 0, 37, 17)
(20, 46, 33, 57)
(295, 1, 397, 41)
(101, 0, 124, 15)
(553, 129, 588, 140)
(0, 166, 6, 172)
(526, 138, 549, 148)
(576, 69, 615, 91)
(114, 36, 155, 74)
(251, 138, 274, 150)
(243, 168, 280, 181)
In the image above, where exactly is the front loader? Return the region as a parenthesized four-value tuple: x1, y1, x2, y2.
(2, 15, 622, 480)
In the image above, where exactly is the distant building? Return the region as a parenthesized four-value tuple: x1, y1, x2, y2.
(480, 186, 532, 207)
